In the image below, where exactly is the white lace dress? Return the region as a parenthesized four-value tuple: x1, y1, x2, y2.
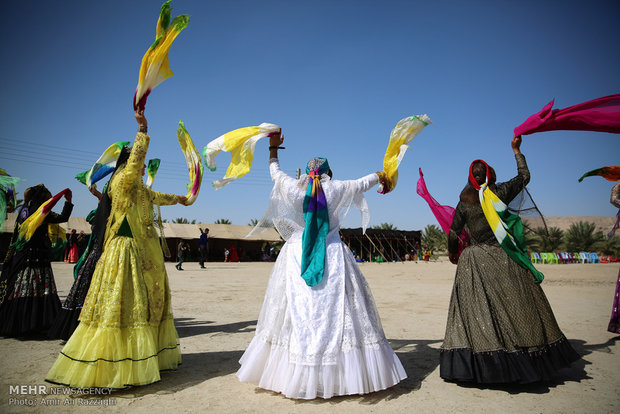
(236, 159, 406, 399)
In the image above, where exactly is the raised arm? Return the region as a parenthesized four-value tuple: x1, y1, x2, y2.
(46, 190, 74, 224)
(496, 135, 530, 203)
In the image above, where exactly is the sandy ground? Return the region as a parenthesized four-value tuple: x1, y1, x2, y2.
(1, 260, 619, 413)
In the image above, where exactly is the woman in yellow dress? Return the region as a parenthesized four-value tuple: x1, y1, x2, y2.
(46, 109, 188, 389)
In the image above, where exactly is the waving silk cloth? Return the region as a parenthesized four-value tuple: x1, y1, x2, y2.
(12, 189, 71, 251)
(134, 1, 189, 110)
(379, 114, 431, 194)
(514, 94, 620, 137)
(0, 170, 21, 232)
(578, 166, 620, 182)
(470, 161, 544, 284)
(146, 158, 161, 189)
(203, 123, 281, 189)
(416, 168, 469, 255)
(301, 158, 331, 287)
(76, 141, 130, 187)
(177, 121, 202, 204)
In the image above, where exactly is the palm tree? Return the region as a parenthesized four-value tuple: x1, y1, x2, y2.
(372, 223, 398, 230)
(215, 218, 231, 224)
(600, 235, 620, 256)
(248, 218, 259, 227)
(528, 226, 564, 252)
(564, 221, 605, 252)
(172, 218, 197, 224)
(421, 224, 446, 253)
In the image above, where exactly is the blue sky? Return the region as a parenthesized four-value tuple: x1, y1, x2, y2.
(1, 0, 619, 230)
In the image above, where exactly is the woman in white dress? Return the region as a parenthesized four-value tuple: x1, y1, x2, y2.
(237, 131, 406, 399)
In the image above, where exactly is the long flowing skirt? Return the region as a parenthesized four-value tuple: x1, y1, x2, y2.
(48, 243, 102, 340)
(237, 236, 406, 399)
(0, 246, 61, 337)
(608, 267, 620, 334)
(440, 244, 579, 384)
(46, 236, 181, 389)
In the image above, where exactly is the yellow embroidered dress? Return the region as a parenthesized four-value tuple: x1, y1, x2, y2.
(46, 132, 180, 388)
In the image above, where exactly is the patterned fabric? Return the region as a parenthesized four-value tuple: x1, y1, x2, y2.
(203, 123, 281, 189)
(380, 114, 431, 194)
(134, 0, 189, 110)
(46, 132, 181, 388)
(440, 244, 578, 383)
(8, 265, 57, 300)
(301, 157, 331, 287)
(237, 159, 406, 399)
(176, 121, 202, 204)
(514, 93, 620, 137)
(469, 159, 544, 284)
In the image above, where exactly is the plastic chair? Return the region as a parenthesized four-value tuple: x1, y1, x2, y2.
(579, 252, 590, 263)
(557, 252, 569, 264)
(531, 252, 541, 264)
(589, 252, 600, 263)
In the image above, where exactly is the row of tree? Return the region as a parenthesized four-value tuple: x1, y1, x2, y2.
(417, 221, 620, 256)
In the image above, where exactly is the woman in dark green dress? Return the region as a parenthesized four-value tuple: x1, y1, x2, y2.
(440, 136, 579, 384)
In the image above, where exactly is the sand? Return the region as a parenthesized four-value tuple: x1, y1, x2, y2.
(1, 260, 619, 413)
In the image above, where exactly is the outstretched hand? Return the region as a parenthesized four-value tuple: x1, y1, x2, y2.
(511, 135, 522, 154)
(269, 130, 284, 148)
(64, 189, 73, 203)
(135, 109, 147, 130)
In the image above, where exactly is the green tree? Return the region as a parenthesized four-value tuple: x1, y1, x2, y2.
(248, 218, 259, 227)
(527, 226, 564, 252)
(599, 235, 620, 256)
(564, 221, 605, 252)
(372, 223, 398, 230)
(172, 218, 196, 224)
(421, 224, 446, 253)
(215, 218, 231, 224)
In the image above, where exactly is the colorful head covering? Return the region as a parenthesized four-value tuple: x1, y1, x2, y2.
(301, 157, 331, 287)
(469, 160, 544, 283)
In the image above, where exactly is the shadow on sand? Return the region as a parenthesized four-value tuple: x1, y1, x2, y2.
(113, 350, 246, 399)
(174, 318, 257, 339)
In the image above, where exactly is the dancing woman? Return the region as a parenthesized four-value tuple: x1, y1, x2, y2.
(0, 185, 73, 337)
(46, 109, 188, 388)
(237, 131, 406, 399)
(440, 136, 579, 384)
(48, 150, 131, 341)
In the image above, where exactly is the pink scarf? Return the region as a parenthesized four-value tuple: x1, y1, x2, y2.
(514, 94, 620, 137)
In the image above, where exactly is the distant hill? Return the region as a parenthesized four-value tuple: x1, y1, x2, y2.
(522, 216, 617, 233)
